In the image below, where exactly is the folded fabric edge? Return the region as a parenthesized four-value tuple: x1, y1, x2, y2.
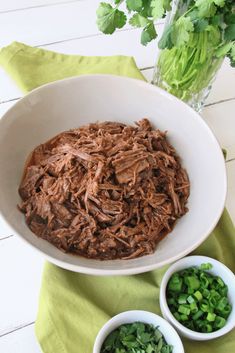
(0, 41, 146, 93)
(35, 276, 67, 353)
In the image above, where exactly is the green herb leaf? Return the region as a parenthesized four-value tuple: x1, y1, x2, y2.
(228, 43, 235, 67)
(126, 0, 143, 11)
(158, 25, 173, 49)
(194, 18, 209, 32)
(206, 25, 221, 46)
(146, 344, 154, 353)
(151, 0, 171, 20)
(224, 24, 235, 41)
(195, 0, 217, 18)
(141, 22, 157, 45)
(171, 17, 194, 47)
(213, 0, 225, 7)
(96, 2, 127, 34)
(129, 13, 150, 27)
(151, 0, 165, 19)
(225, 13, 235, 25)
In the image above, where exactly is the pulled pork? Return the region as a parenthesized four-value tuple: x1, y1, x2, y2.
(18, 119, 190, 260)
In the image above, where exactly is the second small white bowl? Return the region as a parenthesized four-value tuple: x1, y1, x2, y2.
(93, 310, 184, 353)
(160, 255, 235, 340)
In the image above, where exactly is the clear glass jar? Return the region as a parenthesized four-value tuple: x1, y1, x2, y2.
(152, 0, 223, 112)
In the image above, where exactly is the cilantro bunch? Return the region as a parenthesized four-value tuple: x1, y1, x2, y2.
(97, 0, 171, 46)
(96, 0, 235, 66)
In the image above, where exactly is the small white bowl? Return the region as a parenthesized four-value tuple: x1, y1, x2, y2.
(93, 310, 184, 353)
(160, 255, 235, 340)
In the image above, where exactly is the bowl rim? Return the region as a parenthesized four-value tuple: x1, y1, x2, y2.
(160, 255, 235, 339)
(0, 74, 227, 275)
(93, 310, 185, 353)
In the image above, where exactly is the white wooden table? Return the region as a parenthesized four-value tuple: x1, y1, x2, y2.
(0, 1, 234, 352)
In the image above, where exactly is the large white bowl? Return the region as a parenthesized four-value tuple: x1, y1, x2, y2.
(0, 75, 226, 275)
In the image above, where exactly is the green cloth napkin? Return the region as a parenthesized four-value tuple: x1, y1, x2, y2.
(0, 41, 145, 92)
(1, 41, 234, 353)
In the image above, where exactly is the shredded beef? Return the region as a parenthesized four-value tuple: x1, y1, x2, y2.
(18, 119, 190, 260)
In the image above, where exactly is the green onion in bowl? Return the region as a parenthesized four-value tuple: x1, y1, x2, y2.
(166, 263, 232, 333)
(159, 255, 235, 341)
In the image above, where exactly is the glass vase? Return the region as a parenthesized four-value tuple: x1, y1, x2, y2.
(152, 0, 224, 112)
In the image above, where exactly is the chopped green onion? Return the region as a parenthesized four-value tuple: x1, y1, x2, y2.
(185, 276, 200, 290)
(187, 295, 195, 304)
(178, 305, 190, 315)
(166, 263, 232, 333)
(194, 291, 203, 301)
(202, 289, 210, 298)
(217, 297, 228, 311)
(200, 273, 209, 288)
(190, 302, 198, 312)
(180, 314, 189, 321)
(178, 294, 188, 304)
(167, 298, 176, 306)
(209, 296, 217, 308)
(192, 310, 204, 320)
(215, 316, 226, 329)
(206, 324, 213, 333)
(168, 275, 183, 292)
(200, 263, 213, 270)
(222, 304, 232, 318)
(217, 277, 225, 287)
(173, 312, 181, 321)
(207, 313, 216, 322)
(200, 301, 209, 312)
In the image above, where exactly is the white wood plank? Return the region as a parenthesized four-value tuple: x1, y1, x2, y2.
(0, 68, 24, 104)
(226, 160, 235, 225)
(0, 0, 105, 47)
(202, 100, 235, 161)
(0, 236, 43, 336)
(205, 58, 235, 105)
(0, 324, 41, 353)
(0, 99, 16, 117)
(0, 0, 79, 13)
(0, 0, 156, 48)
(141, 67, 154, 82)
(44, 25, 162, 68)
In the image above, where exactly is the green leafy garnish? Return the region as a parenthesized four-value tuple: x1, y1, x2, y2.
(129, 13, 150, 28)
(96, 2, 127, 34)
(151, 0, 171, 20)
(126, 0, 143, 11)
(228, 43, 235, 67)
(171, 17, 194, 47)
(195, 0, 217, 18)
(96, 0, 235, 101)
(101, 322, 173, 353)
(225, 24, 235, 41)
(141, 22, 157, 46)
